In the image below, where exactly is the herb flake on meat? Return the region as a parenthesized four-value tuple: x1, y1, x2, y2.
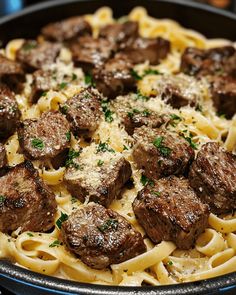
(183, 136, 198, 150)
(0, 195, 6, 205)
(97, 219, 119, 232)
(84, 73, 95, 86)
(65, 149, 81, 169)
(101, 100, 114, 123)
(130, 69, 142, 80)
(66, 131, 71, 141)
(153, 136, 172, 157)
(140, 174, 154, 186)
(31, 138, 44, 150)
(56, 212, 68, 229)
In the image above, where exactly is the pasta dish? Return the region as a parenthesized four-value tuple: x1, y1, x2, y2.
(0, 6, 235, 287)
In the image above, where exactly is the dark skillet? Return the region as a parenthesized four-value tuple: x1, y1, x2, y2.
(0, 0, 236, 294)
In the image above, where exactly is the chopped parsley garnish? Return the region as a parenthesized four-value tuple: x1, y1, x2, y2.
(142, 109, 151, 117)
(59, 82, 68, 90)
(130, 69, 142, 80)
(127, 108, 140, 118)
(41, 91, 47, 97)
(184, 136, 198, 150)
(27, 232, 34, 237)
(170, 114, 182, 121)
(143, 69, 161, 76)
(31, 138, 44, 150)
(66, 131, 71, 141)
(65, 149, 81, 169)
(195, 103, 203, 112)
(84, 73, 95, 86)
(22, 42, 37, 51)
(135, 91, 150, 102)
(56, 212, 68, 229)
(140, 174, 154, 186)
(72, 73, 77, 81)
(123, 145, 128, 151)
(153, 136, 172, 157)
(49, 240, 61, 248)
(97, 159, 104, 167)
(101, 100, 114, 123)
(96, 142, 115, 154)
(60, 105, 68, 114)
(167, 260, 173, 266)
(153, 191, 161, 197)
(97, 219, 119, 232)
(0, 195, 6, 205)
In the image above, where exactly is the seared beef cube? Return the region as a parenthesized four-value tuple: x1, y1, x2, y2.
(93, 56, 136, 99)
(0, 83, 21, 139)
(70, 36, 116, 72)
(17, 111, 70, 161)
(41, 16, 92, 42)
(189, 142, 236, 214)
(61, 203, 146, 269)
(16, 40, 61, 72)
(0, 143, 7, 169)
(0, 54, 24, 92)
(133, 176, 209, 249)
(30, 70, 55, 104)
(99, 21, 139, 49)
(118, 37, 170, 65)
(133, 126, 195, 180)
(210, 75, 236, 119)
(122, 110, 166, 135)
(0, 160, 56, 233)
(64, 144, 132, 207)
(180, 46, 236, 77)
(60, 88, 102, 135)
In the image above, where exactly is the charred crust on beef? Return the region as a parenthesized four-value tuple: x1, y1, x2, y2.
(117, 37, 170, 65)
(41, 16, 92, 42)
(17, 111, 70, 161)
(61, 203, 146, 269)
(16, 40, 61, 72)
(0, 83, 21, 139)
(133, 176, 209, 249)
(0, 54, 25, 92)
(70, 36, 116, 72)
(60, 88, 103, 135)
(64, 144, 132, 207)
(99, 21, 139, 49)
(0, 160, 57, 233)
(189, 142, 236, 214)
(133, 126, 195, 180)
(92, 56, 136, 99)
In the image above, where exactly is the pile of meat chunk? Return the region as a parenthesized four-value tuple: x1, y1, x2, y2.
(0, 14, 236, 271)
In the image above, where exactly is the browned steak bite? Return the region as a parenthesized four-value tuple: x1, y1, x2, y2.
(16, 40, 61, 72)
(180, 46, 236, 78)
(133, 126, 195, 180)
(41, 16, 92, 42)
(123, 110, 166, 136)
(0, 83, 21, 139)
(189, 142, 236, 214)
(30, 70, 55, 104)
(93, 56, 136, 99)
(133, 176, 209, 249)
(0, 54, 24, 92)
(61, 203, 146, 269)
(70, 36, 116, 72)
(0, 160, 57, 233)
(99, 21, 139, 49)
(64, 143, 132, 207)
(60, 88, 103, 135)
(118, 37, 170, 65)
(17, 111, 70, 162)
(210, 75, 236, 119)
(0, 143, 7, 169)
